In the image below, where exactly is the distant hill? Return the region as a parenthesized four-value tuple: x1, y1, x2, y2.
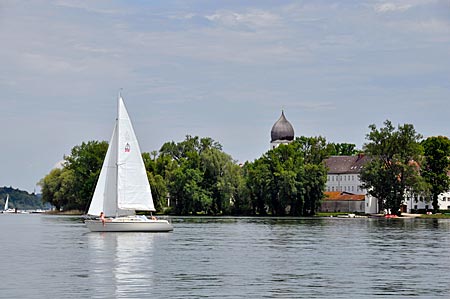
(0, 187, 49, 210)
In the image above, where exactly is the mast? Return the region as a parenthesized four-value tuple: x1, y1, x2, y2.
(115, 93, 120, 218)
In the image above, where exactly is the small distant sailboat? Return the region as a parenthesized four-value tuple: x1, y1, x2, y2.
(85, 95, 173, 232)
(2, 194, 15, 213)
(3, 194, 9, 211)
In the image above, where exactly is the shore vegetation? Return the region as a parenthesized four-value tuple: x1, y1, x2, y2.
(38, 120, 449, 217)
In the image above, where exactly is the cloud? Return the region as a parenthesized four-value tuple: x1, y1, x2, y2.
(54, 0, 124, 15)
(374, 0, 440, 13)
(375, 2, 412, 12)
(2, 0, 449, 191)
(205, 9, 281, 28)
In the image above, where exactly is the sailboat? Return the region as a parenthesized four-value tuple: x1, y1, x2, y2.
(2, 194, 15, 213)
(85, 95, 173, 232)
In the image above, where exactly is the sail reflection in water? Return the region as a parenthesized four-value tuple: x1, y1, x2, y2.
(87, 233, 158, 298)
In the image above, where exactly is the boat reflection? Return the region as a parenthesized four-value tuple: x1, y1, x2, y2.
(87, 232, 156, 298)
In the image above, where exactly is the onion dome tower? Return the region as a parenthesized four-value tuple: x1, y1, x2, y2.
(270, 110, 295, 149)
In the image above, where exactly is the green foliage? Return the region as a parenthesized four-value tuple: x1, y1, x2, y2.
(0, 187, 45, 210)
(147, 171, 167, 212)
(38, 168, 76, 210)
(422, 136, 450, 212)
(327, 143, 359, 156)
(360, 120, 424, 215)
(38, 127, 447, 218)
(39, 141, 108, 212)
(244, 136, 328, 216)
(158, 135, 244, 215)
(64, 141, 109, 211)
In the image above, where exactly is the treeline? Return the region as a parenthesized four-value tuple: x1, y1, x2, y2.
(360, 120, 450, 215)
(39, 136, 354, 215)
(0, 187, 46, 210)
(39, 120, 450, 216)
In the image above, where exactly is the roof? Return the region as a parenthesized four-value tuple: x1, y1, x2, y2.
(324, 191, 365, 201)
(271, 111, 294, 142)
(325, 154, 370, 174)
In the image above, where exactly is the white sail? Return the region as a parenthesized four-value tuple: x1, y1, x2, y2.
(87, 96, 155, 217)
(3, 194, 9, 211)
(116, 96, 155, 212)
(88, 125, 130, 216)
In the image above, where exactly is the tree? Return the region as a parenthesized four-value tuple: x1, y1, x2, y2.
(0, 187, 47, 210)
(147, 171, 168, 212)
(39, 141, 108, 212)
(64, 141, 109, 211)
(244, 159, 271, 215)
(360, 120, 423, 215)
(200, 147, 240, 214)
(244, 136, 328, 216)
(422, 136, 450, 212)
(169, 165, 212, 215)
(293, 137, 329, 215)
(38, 168, 76, 210)
(327, 143, 359, 156)
(159, 136, 242, 215)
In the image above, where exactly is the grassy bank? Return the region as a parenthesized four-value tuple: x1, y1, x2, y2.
(420, 213, 450, 219)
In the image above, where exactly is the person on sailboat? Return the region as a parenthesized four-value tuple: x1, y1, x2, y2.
(100, 212, 106, 226)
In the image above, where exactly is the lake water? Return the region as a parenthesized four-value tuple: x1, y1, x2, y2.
(1, 214, 450, 298)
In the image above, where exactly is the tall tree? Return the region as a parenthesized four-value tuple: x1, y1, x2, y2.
(293, 137, 329, 215)
(422, 136, 450, 212)
(244, 136, 327, 216)
(39, 141, 108, 212)
(38, 168, 76, 210)
(159, 136, 242, 215)
(360, 120, 423, 215)
(64, 141, 109, 211)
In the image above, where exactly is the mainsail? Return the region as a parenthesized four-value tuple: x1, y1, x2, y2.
(3, 194, 9, 211)
(88, 96, 155, 217)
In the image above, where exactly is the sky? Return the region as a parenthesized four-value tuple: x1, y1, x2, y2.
(1, 0, 449, 193)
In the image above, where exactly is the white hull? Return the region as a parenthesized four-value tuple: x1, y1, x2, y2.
(85, 219, 173, 232)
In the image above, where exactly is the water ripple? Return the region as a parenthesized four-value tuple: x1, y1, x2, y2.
(1, 215, 450, 298)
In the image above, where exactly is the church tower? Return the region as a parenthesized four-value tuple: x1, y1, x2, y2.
(270, 110, 295, 149)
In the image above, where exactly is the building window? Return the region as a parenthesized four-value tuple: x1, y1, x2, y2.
(352, 186, 354, 192)
(332, 186, 334, 191)
(414, 205, 418, 210)
(332, 176, 334, 182)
